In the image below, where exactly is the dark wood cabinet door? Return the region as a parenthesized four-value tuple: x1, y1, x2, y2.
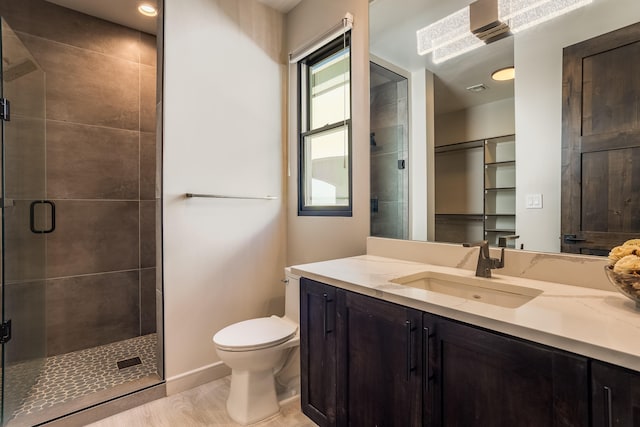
(561, 22, 640, 254)
(592, 361, 640, 427)
(300, 278, 338, 427)
(336, 290, 422, 427)
(424, 313, 589, 427)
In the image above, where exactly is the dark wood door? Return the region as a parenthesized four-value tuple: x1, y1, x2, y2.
(336, 290, 422, 426)
(592, 361, 640, 427)
(561, 22, 640, 254)
(424, 313, 589, 427)
(300, 278, 338, 427)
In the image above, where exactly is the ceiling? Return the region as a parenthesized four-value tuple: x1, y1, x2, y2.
(257, 0, 302, 13)
(370, 0, 515, 114)
(44, 0, 302, 36)
(45, 0, 158, 34)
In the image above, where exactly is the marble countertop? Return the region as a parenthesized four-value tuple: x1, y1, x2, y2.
(291, 255, 640, 372)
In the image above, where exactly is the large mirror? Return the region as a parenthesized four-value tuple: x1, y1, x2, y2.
(369, 0, 640, 254)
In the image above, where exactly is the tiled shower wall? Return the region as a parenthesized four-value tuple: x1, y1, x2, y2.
(0, 0, 157, 356)
(369, 70, 409, 240)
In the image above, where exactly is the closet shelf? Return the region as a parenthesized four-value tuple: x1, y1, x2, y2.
(485, 187, 516, 192)
(485, 160, 515, 167)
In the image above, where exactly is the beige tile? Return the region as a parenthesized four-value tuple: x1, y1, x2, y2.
(140, 32, 157, 67)
(3, 116, 46, 200)
(46, 201, 139, 278)
(140, 268, 156, 335)
(2, 32, 46, 119)
(140, 65, 157, 133)
(3, 280, 46, 362)
(47, 120, 139, 199)
(3, 200, 47, 283)
(140, 132, 157, 200)
(0, 0, 141, 62)
(45, 271, 139, 356)
(140, 201, 156, 268)
(20, 33, 140, 130)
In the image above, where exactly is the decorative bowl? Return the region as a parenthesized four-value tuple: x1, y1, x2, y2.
(604, 265, 640, 308)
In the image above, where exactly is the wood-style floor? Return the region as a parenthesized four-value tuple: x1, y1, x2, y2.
(88, 376, 316, 427)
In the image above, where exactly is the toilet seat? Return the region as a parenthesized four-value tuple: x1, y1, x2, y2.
(213, 316, 297, 352)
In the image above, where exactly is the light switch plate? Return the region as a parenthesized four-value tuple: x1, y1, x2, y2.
(526, 193, 543, 209)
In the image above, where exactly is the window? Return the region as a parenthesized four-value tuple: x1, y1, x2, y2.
(298, 32, 351, 216)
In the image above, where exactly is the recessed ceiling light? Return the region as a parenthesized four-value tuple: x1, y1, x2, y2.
(138, 3, 157, 17)
(491, 66, 515, 81)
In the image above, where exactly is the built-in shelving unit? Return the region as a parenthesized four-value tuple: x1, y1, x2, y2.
(484, 135, 516, 247)
(435, 134, 516, 247)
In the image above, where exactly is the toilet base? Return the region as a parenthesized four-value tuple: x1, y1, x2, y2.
(227, 368, 279, 425)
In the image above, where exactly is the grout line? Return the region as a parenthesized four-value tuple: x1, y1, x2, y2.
(15, 30, 147, 66)
(48, 198, 154, 202)
(47, 269, 142, 281)
(45, 117, 147, 134)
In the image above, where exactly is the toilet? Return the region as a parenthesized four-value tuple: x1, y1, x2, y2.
(213, 269, 300, 425)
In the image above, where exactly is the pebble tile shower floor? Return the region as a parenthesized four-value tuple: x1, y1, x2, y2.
(9, 333, 157, 420)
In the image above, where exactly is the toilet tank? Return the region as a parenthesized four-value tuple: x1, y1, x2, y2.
(284, 268, 300, 323)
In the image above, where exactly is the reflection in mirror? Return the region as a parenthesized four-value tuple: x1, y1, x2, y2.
(370, 62, 409, 240)
(369, 0, 640, 254)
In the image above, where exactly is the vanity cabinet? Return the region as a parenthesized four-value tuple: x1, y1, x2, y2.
(300, 278, 337, 426)
(300, 278, 422, 426)
(592, 361, 640, 426)
(300, 277, 640, 427)
(336, 289, 422, 426)
(424, 313, 589, 426)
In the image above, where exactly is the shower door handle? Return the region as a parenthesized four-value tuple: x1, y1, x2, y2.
(30, 200, 56, 234)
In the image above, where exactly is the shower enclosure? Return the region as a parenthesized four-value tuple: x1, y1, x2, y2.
(0, 17, 47, 423)
(369, 62, 409, 239)
(1, 1, 163, 423)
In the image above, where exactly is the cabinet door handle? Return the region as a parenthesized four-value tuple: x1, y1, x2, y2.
(323, 293, 332, 338)
(406, 320, 415, 381)
(424, 326, 430, 392)
(604, 386, 613, 427)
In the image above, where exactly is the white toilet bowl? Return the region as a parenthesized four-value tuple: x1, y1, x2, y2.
(212, 270, 300, 425)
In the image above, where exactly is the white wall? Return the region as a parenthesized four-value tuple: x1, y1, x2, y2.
(435, 98, 515, 147)
(514, 0, 640, 253)
(410, 69, 429, 241)
(286, 0, 370, 266)
(163, 0, 286, 393)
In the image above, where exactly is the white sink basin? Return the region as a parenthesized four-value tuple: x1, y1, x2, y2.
(390, 271, 542, 308)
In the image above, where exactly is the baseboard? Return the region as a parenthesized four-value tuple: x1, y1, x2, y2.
(165, 361, 231, 395)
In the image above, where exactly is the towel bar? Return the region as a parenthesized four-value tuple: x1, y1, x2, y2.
(185, 193, 278, 200)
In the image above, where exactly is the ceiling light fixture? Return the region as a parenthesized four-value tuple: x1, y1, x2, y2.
(416, 0, 592, 64)
(498, 0, 593, 33)
(138, 3, 157, 17)
(416, 7, 483, 64)
(491, 66, 515, 81)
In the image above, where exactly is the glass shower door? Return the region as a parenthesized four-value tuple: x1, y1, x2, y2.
(0, 18, 47, 424)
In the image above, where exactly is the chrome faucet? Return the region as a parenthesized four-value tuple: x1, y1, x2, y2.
(463, 240, 504, 278)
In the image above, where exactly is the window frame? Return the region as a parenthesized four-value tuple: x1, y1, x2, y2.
(297, 32, 353, 217)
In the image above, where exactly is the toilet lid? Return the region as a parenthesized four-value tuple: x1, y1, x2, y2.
(213, 316, 297, 351)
